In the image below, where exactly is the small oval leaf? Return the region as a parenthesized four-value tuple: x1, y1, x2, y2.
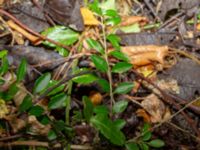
(148, 139, 165, 148)
(114, 82, 134, 94)
(16, 58, 27, 82)
(48, 93, 67, 110)
(29, 105, 44, 117)
(125, 143, 139, 150)
(19, 95, 32, 112)
(33, 73, 51, 94)
(113, 100, 128, 113)
(112, 62, 132, 73)
(91, 55, 108, 73)
(73, 74, 98, 84)
(109, 50, 130, 62)
(87, 38, 104, 54)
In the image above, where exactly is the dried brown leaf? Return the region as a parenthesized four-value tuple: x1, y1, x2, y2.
(141, 94, 169, 123)
(121, 45, 169, 66)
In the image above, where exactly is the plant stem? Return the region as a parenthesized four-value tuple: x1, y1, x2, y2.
(101, 18, 115, 107)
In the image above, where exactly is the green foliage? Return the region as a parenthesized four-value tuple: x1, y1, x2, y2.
(97, 79, 110, 93)
(91, 55, 108, 72)
(112, 100, 128, 114)
(0, 56, 9, 76)
(126, 143, 140, 150)
(19, 95, 32, 112)
(48, 130, 57, 140)
(42, 26, 79, 56)
(83, 96, 94, 122)
(86, 38, 104, 54)
(47, 80, 65, 96)
(107, 34, 121, 50)
(109, 50, 130, 62)
(91, 113, 125, 146)
(33, 73, 51, 94)
(112, 62, 132, 73)
(16, 58, 27, 82)
(3, 83, 19, 101)
(114, 82, 134, 94)
(113, 119, 126, 130)
(126, 123, 165, 150)
(148, 139, 165, 148)
(0, 50, 8, 58)
(94, 105, 109, 115)
(29, 105, 44, 117)
(72, 74, 98, 84)
(48, 93, 67, 110)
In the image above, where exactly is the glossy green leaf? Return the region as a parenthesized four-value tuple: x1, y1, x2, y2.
(91, 55, 108, 72)
(42, 26, 79, 47)
(125, 143, 139, 150)
(29, 105, 44, 117)
(0, 56, 9, 76)
(112, 62, 132, 73)
(148, 139, 165, 148)
(109, 50, 130, 62)
(73, 74, 98, 84)
(113, 119, 126, 130)
(90, 114, 125, 146)
(48, 93, 67, 110)
(97, 79, 110, 93)
(113, 100, 128, 113)
(107, 34, 121, 50)
(16, 58, 27, 82)
(19, 95, 32, 112)
(83, 96, 94, 122)
(33, 73, 51, 94)
(114, 82, 134, 94)
(87, 38, 104, 54)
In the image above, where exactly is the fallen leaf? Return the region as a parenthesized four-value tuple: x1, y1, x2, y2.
(28, 116, 51, 135)
(0, 0, 4, 6)
(141, 94, 169, 123)
(136, 109, 151, 122)
(120, 45, 169, 66)
(80, 7, 100, 26)
(136, 65, 156, 77)
(197, 23, 200, 31)
(13, 31, 24, 45)
(156, 79, 180, 94)
(0, 99, 9, 119)
(120, 16, 148, 26)
(5, 115, 26, 133)
(7, 20, 41, 45)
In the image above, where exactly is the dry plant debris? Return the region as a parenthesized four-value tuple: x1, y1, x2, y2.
(0, 0, 200, 150)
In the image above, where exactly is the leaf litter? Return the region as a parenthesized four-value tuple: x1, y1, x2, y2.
(0, 0, 200, 149)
